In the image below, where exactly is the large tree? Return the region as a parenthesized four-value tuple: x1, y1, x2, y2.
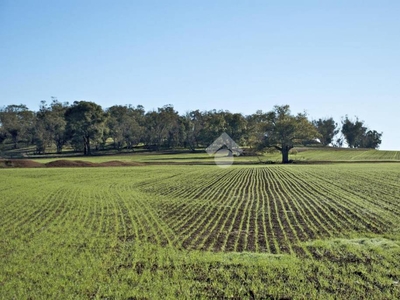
(65, 101, 107, 155)
(259, 105, 320, 163)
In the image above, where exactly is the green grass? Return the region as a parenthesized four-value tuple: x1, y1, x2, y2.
(293, 148, 400, 161)
(1, 164, 400, 298)
(2, 140, 400, 164)
(24, 148, 399, 164)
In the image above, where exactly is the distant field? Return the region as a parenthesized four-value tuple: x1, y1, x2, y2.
(20, 148, 400, 165)
(294, 148, 400, 161)
(2, 142, 400, 164)
(1, 164, 399, 298)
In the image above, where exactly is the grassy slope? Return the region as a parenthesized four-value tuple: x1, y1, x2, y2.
(1, 140, 400, 164)
(293, 148, 400, 161)
(0, 165, 399, 299)
(25, 148, 400, 164)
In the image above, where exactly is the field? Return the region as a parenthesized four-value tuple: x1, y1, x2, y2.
(2, 144, 400, 164)
(1, 162, 400, 298)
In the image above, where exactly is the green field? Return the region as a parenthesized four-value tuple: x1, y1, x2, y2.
(16, 147, 400, 165)
(1, 162, 399, 299)
(293, 148, 400, 162)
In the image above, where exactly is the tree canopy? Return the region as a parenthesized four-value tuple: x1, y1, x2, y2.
(341, 116, 382, 149)
(313, 117, 339, 146)
(0, 104, 34, 149)
(64, 101, 107, 155)
(0, 100, 384, 159)
(258, 105, 321, 163)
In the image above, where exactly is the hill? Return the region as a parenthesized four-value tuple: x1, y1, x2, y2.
(1, 146, 400, 167)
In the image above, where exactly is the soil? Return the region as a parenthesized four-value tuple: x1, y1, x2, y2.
(45, 160, 97, 167)
(0, 159, 144, 168)
(0, 159, 44, 168)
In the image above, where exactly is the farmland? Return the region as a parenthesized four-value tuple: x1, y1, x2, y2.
(2, 144, 400, 164)
(1, 163, 400, 298)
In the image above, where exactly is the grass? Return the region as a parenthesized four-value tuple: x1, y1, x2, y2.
(292, 148, 400, 161)
(33, 148, 400, 164)
(2, 140, 400, 164)
(1, 164, 400, 298)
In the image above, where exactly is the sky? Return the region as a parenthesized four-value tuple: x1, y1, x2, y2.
(0, 0, 399, 150)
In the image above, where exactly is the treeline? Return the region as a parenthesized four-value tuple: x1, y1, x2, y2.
(0, 99, 382, 159)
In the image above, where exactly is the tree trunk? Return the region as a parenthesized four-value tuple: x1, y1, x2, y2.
(12, 136, 18, 149)
(83, 137, 91, 155)
(281, 145, 292, 164)
(56, 144, 63, 154)
(281, 148, 289, 164)
(86, 138, 91, 155)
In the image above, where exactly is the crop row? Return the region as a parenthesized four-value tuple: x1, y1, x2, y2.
(138, 165, 398, 255)
(1, 164, 399, 258)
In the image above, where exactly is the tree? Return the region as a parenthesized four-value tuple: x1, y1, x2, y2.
(341, 116, 382, 149)
(0, 125, 7, 144)
(360, 130, 382, 149)
(144, 105, 180, 149)
(48, 99, 69, 153)
(312, 117, 339, 146)
(245, 110, 269, 148)
(106, 105, 144, 150)
(65, 101, 107, 155)
(341, 116, 365, 148)
(199, 110, 228, 146)
(35, 98, 68, 154)
(107, 105, 127, 149)
(259, 105, 320, 163)
(181, 110, 205, 151)
(225, 112, 247, 146)
(0, 104, 34, 148)
(33, 111, 50, 154)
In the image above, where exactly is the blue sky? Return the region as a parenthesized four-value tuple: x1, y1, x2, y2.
(1, 0, 399, 149)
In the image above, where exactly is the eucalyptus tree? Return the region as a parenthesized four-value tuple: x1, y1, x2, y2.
(0, 104, 34, 149)
(341, 116, 382, 149)
(312, 117, 339, 146)
(65, 101, 107, 155)
(259, 105, 320, 163)
(35, 98, 68, 153)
